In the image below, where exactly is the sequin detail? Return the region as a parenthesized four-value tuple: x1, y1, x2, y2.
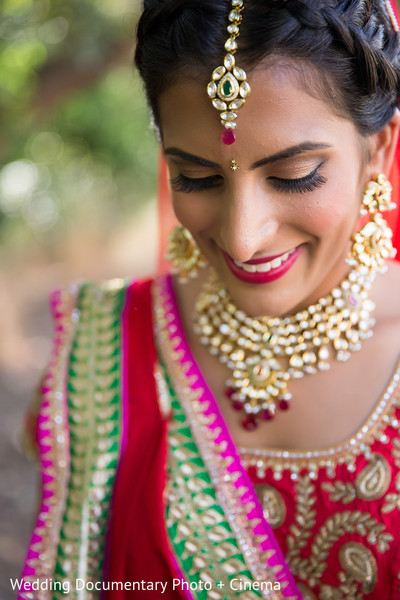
(52, 279, 126, 598)
(19, 286, 79, 600)
(153, 274, 302, 599)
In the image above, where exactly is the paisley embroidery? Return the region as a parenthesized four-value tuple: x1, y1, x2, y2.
(285, 473, 393, 594)
(383, 472, 400, 513)
(339, 542, 377, 594)
(354, 454, 391, 500)
(296, 583, 317, 599)
(317, 544, 378, 599)
(255, 484, 287, 528)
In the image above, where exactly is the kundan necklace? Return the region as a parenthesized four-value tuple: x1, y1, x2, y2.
(193, 265, 377, 430)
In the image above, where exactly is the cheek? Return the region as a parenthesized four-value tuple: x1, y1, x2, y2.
(172, 195, 217, 232)
(293, 180, 361, 238)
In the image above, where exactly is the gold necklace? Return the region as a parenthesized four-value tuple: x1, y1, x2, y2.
(194, 266, 376, 430)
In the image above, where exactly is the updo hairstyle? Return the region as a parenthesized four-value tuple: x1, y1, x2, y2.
(135, 0, 400, 136)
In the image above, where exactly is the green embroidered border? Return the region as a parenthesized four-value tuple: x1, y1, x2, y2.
(163, 365, 263, 600)
(52, 279, 127, 599)
(154, 276, 295, 600)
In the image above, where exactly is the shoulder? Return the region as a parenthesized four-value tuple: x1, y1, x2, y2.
(49, 275, 157, 319)
(78, 275, 135, 302)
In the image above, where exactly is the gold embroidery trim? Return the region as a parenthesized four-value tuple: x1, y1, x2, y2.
(52, 278, 126, 599)
(165, 379, 257, 598)
(22, 285, 80, 600)
(153, 276, 298, 600)
(154, 365, 171, 418)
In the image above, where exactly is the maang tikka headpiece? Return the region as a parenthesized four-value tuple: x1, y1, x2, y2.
(207, 0, 251, 145)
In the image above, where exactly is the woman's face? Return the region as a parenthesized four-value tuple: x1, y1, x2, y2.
(159, 62, 375, 317)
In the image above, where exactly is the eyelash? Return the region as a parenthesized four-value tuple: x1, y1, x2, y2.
(169, 174, 222, 193)
(169, 163, 327, 194)
(270, 163, 327, 194)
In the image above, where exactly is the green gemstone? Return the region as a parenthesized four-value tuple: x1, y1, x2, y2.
(222, 79, 232, 96)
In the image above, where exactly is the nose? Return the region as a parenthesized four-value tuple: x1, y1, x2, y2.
(218, 186, 279, 263)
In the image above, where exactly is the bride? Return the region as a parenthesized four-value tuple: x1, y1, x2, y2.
(20, 1, 400, 599)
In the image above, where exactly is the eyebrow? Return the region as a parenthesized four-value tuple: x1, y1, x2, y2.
(164, 141, 332, 171)
(250, 142, 332, 169)
(164, 148, 221, 170)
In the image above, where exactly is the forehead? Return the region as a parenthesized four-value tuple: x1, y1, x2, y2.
(158, 61, 361, 160)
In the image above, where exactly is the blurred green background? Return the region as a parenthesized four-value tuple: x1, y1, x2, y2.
(0, 1, 159, 596)
(0, 0, 158, 270)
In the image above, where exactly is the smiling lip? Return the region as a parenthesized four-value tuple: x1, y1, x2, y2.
(222, 246, 302, 284)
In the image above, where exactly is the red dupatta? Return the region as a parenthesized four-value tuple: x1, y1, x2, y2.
(103, 279, 187, 599)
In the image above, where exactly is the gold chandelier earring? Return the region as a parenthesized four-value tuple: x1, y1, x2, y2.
(166, 225, 208, 283)
(347, 173, 397, 272)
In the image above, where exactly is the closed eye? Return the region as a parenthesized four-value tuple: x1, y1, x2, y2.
(169, 174, 223, 193)
(269, 163, 327, 194)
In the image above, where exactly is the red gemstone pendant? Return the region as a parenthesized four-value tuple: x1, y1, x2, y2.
(222, 128, 236, 145)
(226, 386, 291, 430)
(242, 415, 258, 430)
(261, 409, 274, 421)
(278, 398, 290, 411)
(232, 400, 243, 411)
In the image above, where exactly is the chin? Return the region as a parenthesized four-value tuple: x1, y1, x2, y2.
(210, 258, 306, 318)
(218, 282, 299, 318)
(212, 246, 349, 317)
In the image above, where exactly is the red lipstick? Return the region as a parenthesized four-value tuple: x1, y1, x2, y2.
(222, 246, 302, 284)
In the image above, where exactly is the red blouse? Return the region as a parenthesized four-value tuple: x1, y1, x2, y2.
(242, 367, 400, 599)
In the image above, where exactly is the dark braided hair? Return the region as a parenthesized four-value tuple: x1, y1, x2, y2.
(135, 0, 400, 136)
